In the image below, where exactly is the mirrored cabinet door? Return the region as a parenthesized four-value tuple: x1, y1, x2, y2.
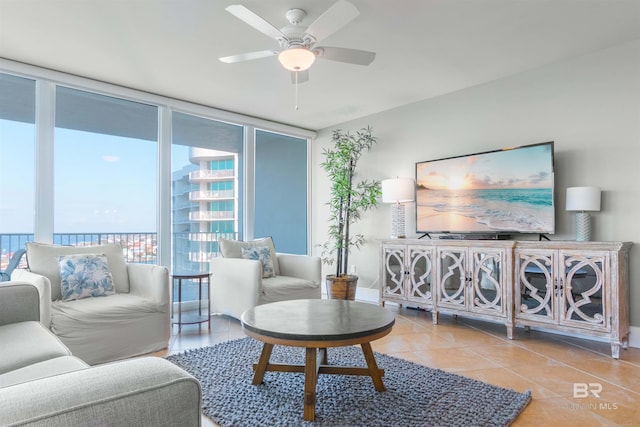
(515, 249, 556, 324)
(382, 245, 406, 299)
(559, 251, 609, 332)
(436, 247, 466, 309)
(469, 249, 505, 315)
(407, 246, 434, 304)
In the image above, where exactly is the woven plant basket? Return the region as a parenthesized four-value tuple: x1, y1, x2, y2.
(325, 275, 358, 300)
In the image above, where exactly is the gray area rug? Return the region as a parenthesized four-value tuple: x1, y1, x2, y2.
(166, 337, 531, 427)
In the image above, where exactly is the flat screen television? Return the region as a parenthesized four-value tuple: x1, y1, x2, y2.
(415, 141, 555, 237)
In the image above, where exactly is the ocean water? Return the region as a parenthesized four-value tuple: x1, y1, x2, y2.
(0, 234, 99, 254)
(417, 188, 554, 233)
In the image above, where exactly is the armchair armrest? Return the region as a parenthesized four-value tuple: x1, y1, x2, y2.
(0, 357, 202, 427)
(210, 257, 261, 320)
(8, 270, 52, 328)
(127, 263, 170, 309)
(277, 253, 322, 284)
(0, 282, 40, 326)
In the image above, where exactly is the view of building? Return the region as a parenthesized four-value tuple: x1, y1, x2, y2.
(172, 147, 238, 273)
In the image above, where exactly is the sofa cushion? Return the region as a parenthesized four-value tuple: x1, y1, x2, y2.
(26, 242, 130, 301)
(0, 321, 71, 374)
(219, 237, 280, 275)
(58, 253, 116, 301)
(259, 275, 318, 304)
(0, 355, 88, 388)
(241, 246, 275, 278)
(0, 357, 202, 427)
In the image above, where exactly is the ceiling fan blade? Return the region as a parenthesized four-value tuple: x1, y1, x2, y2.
(225, 5, 286, 40)
(304, 0, 359, 43)
(219, 49, 280, 63)
(315, 47, 376, 66)
(290, 70, 309, 84)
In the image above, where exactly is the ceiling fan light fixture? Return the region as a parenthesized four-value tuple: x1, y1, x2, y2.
(278, 47, 315, 71)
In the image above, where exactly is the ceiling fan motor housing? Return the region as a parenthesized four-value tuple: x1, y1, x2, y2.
(285, 8, 306, 25)
(279, 9, 316, 50)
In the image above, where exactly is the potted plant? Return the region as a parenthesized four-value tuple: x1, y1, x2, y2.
(320, 126, 381, 300)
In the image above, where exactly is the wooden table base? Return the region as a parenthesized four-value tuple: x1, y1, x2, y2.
(242, 300, 395, 422)
(251, 343, 386, 421)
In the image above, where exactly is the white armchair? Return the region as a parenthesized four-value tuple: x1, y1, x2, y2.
(211, 252, 322, 320)
(11, 242, 170, 365)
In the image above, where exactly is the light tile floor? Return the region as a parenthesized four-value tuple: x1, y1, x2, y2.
(165, 304, 640, 426)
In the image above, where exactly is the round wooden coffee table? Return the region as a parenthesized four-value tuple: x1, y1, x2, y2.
(241, 299, 395, 421)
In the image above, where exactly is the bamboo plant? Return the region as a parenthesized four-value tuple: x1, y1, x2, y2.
(320, 126, 381, 278)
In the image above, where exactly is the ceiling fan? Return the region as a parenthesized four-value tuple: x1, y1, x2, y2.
(219, 0, 376, 84)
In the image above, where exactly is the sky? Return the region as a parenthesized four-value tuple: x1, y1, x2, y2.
(0, 118, 191, 233)
(416, 143, 554, 191)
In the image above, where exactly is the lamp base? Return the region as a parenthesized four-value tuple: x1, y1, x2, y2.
(575, 211, 592, 242)
(391, 203, 406, 239)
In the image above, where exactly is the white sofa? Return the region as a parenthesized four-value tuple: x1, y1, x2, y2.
(12, 242, 170, 365)
(0, 282, 201, 427)
(210, 238, 321, 319)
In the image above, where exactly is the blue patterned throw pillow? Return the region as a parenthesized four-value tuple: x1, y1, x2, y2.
(57, 253, 116, 301)
(241, 246, 275, 278)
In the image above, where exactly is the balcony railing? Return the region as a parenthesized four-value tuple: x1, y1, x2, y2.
(189, 251, 219, 263)
(189, 211, 235, 221)
(0, 232, 238, 272)
(189, 170, 234, 181)
(189, 190, 235, 201)
(186, 232, 234, 242)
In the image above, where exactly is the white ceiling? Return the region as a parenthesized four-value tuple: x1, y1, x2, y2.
(1, 0, 639, 131)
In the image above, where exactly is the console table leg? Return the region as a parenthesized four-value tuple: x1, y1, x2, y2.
(304, 347, 317, 421)
(611, 343, 620, 359)
(252, 343, 273, 385)
(361, 342, 385, 392)
(622, 334, 630, 349)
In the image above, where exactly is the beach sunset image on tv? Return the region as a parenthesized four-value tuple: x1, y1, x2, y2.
(416, 142, 555, 234)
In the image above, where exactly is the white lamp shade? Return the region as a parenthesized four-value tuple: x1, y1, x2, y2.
(278, 48, 316, 71)
(566, 186, 601, 212)
(381, 178, 415, 203)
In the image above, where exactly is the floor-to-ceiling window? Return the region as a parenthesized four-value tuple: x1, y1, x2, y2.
(0, 74, 35, 271)
(254, 129, 308, 254)
(0, 64, 314, 279)
(171, 112, 243, 302)
(54, 87, 158, 261)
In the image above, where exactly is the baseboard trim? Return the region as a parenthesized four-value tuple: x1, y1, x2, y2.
(629, 326, 640, 349)
(355, 287, 378, 303)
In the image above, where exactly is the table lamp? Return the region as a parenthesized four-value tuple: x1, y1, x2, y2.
(566, 186, 601, 242)
(381, 177, 415, 238)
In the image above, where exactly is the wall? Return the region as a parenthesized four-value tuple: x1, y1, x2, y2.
(312, 39, 640, 326)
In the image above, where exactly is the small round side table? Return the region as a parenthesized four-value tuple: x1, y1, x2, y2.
(171, 271, 211, 332)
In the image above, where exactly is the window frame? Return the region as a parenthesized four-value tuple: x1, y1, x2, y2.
(0, 59, 316, 267)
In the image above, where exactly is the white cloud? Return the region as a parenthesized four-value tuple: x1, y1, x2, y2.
(102, 155, 120, 162)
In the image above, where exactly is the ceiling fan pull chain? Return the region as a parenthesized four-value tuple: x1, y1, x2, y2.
(294, 69, 299, 111)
